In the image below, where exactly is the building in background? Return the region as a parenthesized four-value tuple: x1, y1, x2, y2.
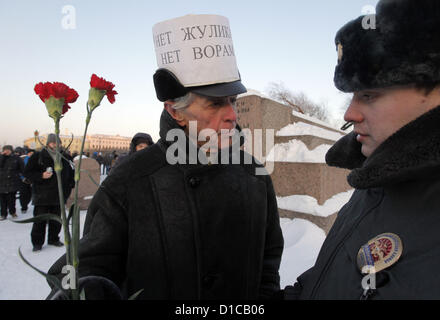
(237, 90, 352, 234)
(24, 133, 131, 154)
(87, 134, 131, 153)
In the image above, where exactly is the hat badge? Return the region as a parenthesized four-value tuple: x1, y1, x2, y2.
(337, 43, 343, 64)
(357, 233, 403, 274)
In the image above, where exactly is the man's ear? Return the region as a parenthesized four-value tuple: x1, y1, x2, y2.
(164, 102, 187, 127)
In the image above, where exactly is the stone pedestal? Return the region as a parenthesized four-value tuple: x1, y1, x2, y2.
(67, 158, 100, 210)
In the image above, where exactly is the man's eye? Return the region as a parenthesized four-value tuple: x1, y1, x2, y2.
(208, 97, 236, 107)
(361, 93, 376, 101)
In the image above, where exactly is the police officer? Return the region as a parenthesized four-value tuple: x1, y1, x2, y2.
(282, 0, 440, 300)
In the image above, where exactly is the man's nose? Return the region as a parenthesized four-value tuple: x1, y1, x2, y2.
(344, 99, 364, 124)
(222, 102, 237, 123)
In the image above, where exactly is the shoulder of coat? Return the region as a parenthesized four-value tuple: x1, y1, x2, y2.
(110, 144, 167, 180)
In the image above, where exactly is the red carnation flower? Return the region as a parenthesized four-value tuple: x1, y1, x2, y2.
(90, 74, 117, 104)
(34, 82, 79, 114)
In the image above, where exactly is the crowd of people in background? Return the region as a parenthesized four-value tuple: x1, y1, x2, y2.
(0, 131, 154, 224)
(0, 131, 154, 252)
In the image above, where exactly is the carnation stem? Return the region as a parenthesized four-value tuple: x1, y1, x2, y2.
(54, 119, 74, 298)
(71, 104, 92, 300)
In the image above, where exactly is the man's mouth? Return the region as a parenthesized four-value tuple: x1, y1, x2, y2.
(355, 131, 368, 142)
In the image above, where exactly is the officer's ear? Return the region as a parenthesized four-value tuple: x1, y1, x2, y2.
(164, 101, 187, 127)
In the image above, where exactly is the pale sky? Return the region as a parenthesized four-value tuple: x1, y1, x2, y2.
(0, 0, 378, 147)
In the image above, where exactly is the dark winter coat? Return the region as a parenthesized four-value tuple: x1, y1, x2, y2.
(96, 155, 104, 165)
(24, 148, 75, 206)
(285, 105, 440, 300)
(48, 109, 284, 300)
(0, 154, 24, 193)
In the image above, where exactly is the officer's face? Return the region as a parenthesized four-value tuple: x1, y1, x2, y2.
(344, 85, 440, 157)
(170, 94, 238, 148)
(135, 143, 148, 152)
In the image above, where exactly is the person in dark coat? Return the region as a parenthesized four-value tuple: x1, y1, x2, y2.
(24, 134, 75, 252)
(19, 148, 34, 213)
(102, 152, 114, 175)
(47, 14, 283, 300)
(110, 132, 154, 172)
(282, 0, 440, 300)
(96, 152, 105, 175)
(0, 145, 24, 220)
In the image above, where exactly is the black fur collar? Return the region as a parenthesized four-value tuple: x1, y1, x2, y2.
(326, 105, 440, 189)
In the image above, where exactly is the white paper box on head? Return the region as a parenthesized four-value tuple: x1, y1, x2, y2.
(152, 14, 241, 88)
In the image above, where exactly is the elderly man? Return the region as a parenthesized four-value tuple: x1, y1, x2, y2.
(48, 14, 283, 300)
(24, 134, 75, 252)
(283, 0, 440, 300)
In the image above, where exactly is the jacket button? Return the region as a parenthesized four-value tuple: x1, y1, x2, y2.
(189, 177, 200, 188)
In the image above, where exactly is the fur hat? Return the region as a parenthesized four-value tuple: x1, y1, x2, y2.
(46, 133, 61, 146)
(2, 145, 13, 152)
(153, 69, 246, 102)
(133, 133, 154, 147)
(334, 0, 440, 92)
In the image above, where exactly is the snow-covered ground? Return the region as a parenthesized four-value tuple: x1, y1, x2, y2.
(0, 197, 326, 300)
(0, 204, 87, 300)
(279, 218, 325, 288)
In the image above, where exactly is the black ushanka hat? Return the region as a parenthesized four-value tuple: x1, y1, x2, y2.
(153, 68, 246, 102)
(152, 14, 247, 102)
(334, 0, 440, 93)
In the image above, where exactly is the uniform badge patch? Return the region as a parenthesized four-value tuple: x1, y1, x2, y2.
(357, 233, 403, 273)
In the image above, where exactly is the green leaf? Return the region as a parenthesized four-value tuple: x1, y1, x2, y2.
(18, 247, 68, 297)
(82, 169, 100, 187)
(80, 288, 86, 300)
(12, 214, 62, 225)
(44, 96, 64, 121)
(128, 288, 144, 300)
(88, 87, 106, 111)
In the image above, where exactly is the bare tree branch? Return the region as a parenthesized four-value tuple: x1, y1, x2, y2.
(266, 82, 330, 122)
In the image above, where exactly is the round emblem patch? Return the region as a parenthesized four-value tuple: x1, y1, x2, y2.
(357, 233, 403, 273)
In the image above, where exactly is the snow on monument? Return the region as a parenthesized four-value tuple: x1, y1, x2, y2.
(236, 90, 353, 234)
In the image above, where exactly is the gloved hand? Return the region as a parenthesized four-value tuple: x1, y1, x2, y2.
(49, 276, 123, 300)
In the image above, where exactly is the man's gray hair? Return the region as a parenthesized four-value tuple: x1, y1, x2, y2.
(170, 92, 197, 110)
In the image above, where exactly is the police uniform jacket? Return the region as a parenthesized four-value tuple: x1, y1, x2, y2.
(285, 105, 440, 300)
